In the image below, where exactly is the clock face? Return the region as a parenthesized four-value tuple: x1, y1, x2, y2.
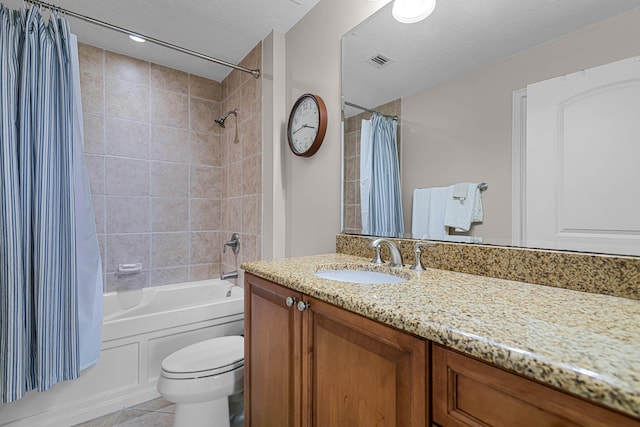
(290, 97, 320, 154)
(287, 94, 327, 157)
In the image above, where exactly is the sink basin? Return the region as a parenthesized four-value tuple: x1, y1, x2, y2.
(314, 269, 407, 284)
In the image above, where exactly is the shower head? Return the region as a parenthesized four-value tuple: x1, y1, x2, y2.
(215, 109, 238, 128)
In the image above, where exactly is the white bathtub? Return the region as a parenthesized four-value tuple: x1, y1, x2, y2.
(0, 279, 244, 427)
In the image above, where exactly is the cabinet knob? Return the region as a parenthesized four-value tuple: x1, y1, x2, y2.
(297, 301, 310, 312)
(285, 296, 297, 307)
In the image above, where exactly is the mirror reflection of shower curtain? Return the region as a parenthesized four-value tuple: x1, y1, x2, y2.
(360, 113, 404, 238)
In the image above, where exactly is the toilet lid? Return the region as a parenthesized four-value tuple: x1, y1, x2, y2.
(161, 336, 244, 377)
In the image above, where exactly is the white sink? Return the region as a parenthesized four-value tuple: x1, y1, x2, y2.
(314, 269, 407, 284)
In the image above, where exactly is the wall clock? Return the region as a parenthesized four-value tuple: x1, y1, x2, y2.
(287, 93, 328, 157)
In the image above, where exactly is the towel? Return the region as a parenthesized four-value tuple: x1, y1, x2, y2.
(444, 183, 484, 232)
(411, 187, 449, 239)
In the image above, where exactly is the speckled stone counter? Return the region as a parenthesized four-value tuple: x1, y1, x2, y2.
(241, 253, 640, 420)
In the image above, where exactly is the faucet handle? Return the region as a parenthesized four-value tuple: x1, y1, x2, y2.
(371, 245, 385, 265)
(410, 242, 436, 271)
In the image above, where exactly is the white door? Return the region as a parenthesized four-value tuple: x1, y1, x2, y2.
(525, 56, 640, 256)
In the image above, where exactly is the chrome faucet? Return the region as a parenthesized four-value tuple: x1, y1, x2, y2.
(409, 242, 436, 271)
(369, 238, 404, 267)
(223, 233, 240, 254)
(221, 270, 239, 280)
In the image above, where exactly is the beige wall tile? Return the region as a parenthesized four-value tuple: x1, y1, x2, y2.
(83, 113, 104, 154)
(105, 78, 149, 121)
(152, 233, 189, 268)
(228, 160, 242, 198)
(151, 89, 189, 128)
(105, 51, 149, 84)
(190, 75, 222, 101)
(105, 233, 150, 273)
(151, 125, 189, 163)
(105, 271, 149, 293)
(227, 127, 243, 163)
(151, 267, 189, 287)
(92, 195, 106, 235)
(190, 97, 218, 133)
(150, 161, 189, 197)
(242, 155, 261, 196)
(105, 157, 149, 196)
(106, 196, 150, 234)
(105, 117, 150, 159)
(80, 72, 104, 115)
(84, 154, 105, 195)
(242, 195, 259, 235)
(227, 197, 242, 233)
(78, 43, 104, 75)
(190, 132, 222, 166)
(240, 78, 259, 116)
(242, 114, 261, 158)
(190, 165, 221, 198)
(80, 41, 261, 289)
(152, 198, 189, 232)
(190, 263, 221, 281)
(190, 198, 220, 231)
(190, 231, 220, 264)
(239, 234, 257, 264)
(151, 64, 189, 94)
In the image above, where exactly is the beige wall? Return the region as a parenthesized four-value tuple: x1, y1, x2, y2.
(80, 42, 262, 292)
(401, 7, 640, 246)
(282, 0, 388, 256)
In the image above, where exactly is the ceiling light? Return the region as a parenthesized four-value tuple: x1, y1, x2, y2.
(128, 34, 145, 43)
(392, 0, 436, 24)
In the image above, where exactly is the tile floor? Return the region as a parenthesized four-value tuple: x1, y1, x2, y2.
(73, 398, 175, 427)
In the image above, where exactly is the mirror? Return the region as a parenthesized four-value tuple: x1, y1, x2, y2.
(341, 0, 640, 256)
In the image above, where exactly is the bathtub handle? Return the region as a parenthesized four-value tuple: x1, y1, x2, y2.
(285, 296, 297, 307)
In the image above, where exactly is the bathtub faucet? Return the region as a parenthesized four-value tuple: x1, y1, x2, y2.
(223, 233, 240, 254)
(221, 270, 238, 280)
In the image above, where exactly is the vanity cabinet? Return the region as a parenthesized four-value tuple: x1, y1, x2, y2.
(245, 273, 427, 426)
(432, 344, 639, 427)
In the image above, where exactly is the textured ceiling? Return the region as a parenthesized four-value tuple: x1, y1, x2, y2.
(2, 0, 321, 81)
(343, 0, 640, 117)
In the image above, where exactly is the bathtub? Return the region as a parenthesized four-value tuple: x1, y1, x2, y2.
(0, 279, 244, 427)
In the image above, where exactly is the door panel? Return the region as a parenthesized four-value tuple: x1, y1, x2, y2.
(525, 56, 640, 255)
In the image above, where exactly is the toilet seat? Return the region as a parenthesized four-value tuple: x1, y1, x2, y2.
(161, 336, 244, 380)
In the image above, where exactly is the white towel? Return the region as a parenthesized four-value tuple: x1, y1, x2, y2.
(411, 187, 449, 239)
(444, 183, 484, 232)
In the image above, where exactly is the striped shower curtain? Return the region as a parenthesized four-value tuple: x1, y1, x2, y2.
(360, 113, 404, 238)
(0, 5, 102, 403)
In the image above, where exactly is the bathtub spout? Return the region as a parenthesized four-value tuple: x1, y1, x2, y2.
(221, 270, 238, 280)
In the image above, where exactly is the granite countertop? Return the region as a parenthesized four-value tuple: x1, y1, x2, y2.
(241, 253, 640, 419)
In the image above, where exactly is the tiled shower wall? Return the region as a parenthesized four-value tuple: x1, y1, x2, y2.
(79, 42, 262, 292)
(343, 99, 401, 234)
(219, 43, 263, 277)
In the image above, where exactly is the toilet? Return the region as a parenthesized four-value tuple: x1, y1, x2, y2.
(157, 336, 244, 427)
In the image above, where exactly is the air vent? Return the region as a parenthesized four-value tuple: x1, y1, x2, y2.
(367, 53, 394, 69)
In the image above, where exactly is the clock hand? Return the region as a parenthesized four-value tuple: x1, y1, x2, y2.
(293, 124, 317, 134)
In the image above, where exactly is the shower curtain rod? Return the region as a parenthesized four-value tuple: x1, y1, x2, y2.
(344, 101, 398, 120)
(25, 0, 261, 79)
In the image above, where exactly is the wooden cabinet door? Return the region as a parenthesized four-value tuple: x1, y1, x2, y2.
(245, 273, 303, 427)
(305, 296, 427, 427)
(432, 344, 639, 427)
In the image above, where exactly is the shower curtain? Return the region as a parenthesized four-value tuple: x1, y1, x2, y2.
(360, 113, 404, 238)
(0, 5, 103, 403)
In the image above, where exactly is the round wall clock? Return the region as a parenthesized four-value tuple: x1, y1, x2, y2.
(287, 93, 328, 157)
